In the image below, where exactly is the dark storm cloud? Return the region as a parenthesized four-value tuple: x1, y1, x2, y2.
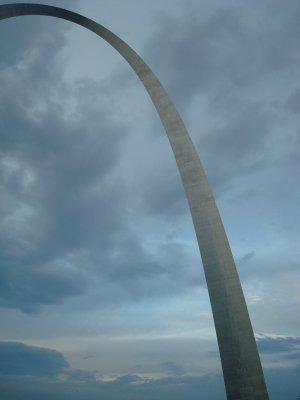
(142, 0, 300, 197)
(1, 366, 299, 400)
(0, 0, 298, 332)
(0, 337, 298, 399)
(239, 251, 255, 265)
(0, 14, 73, 84)
(285, 88, 300, 115)
(0, 12, 61, 68)
(160, 361, 186, 376)
(81, 236, 203, 311)
(0, 9, 130, 312)
(66, 369, 97, 382)
(0, 262, 87, 313)
(0, 3, 299, 399)
(0, 6, 201, 314)
(200, 102, 273, 193)
(146, 1, 300, 109)
(113, 374, 143, 385)
(0, 371, 226, 400)
(264, 365, 300, 400)
(236, 248, 299, 283)
(0, 341, 68, 376)
(142, 171, 187, 220)
(257, 336, 300, 360)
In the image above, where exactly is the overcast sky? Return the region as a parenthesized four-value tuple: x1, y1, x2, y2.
(0, 0, 299, 399)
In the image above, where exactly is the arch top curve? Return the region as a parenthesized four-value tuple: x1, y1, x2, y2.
(0, 2, 200, 165)
(0, 3, 269, 399)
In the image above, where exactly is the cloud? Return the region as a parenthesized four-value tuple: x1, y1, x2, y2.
(0, 2, 299, 399)
(0, 9, 139, 313)
(285, 88, 300, 115)
(0, 341, 69, 376)
(0, 366, 299, 400)
(160, 361, 186, 376)
(0, 11, 200, 314)
(0, 262, 87, 313)
(112, 374, 143, 385)
(0, 11, 198, 317)
(0, 338, 298, 400)
(265, 365, 300, 400)
(0, 370, 226, 400)
(146, 1, 300, 109)
(66, 369, 97, 382)
(239, 251, 255, 265)
(0, 7, 62, 69)
(141, 0, 300, 207)
(200, 101, 273, 194)
(257, 335, 300, 360)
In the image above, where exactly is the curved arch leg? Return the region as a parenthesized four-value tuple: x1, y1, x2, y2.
(0, 3, 269, 399)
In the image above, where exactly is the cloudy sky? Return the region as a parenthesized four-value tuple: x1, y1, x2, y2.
(0, 0, 299, 399)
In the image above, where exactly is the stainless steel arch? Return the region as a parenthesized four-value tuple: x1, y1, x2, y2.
(0, 3, 269, 399)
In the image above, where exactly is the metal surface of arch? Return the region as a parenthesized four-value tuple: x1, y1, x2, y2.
(0, 3, 269, 399)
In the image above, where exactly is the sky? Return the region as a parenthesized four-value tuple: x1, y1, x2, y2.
(0, 0, 299, 399)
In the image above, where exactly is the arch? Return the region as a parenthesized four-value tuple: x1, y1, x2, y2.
(0, 4, 268, 399)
